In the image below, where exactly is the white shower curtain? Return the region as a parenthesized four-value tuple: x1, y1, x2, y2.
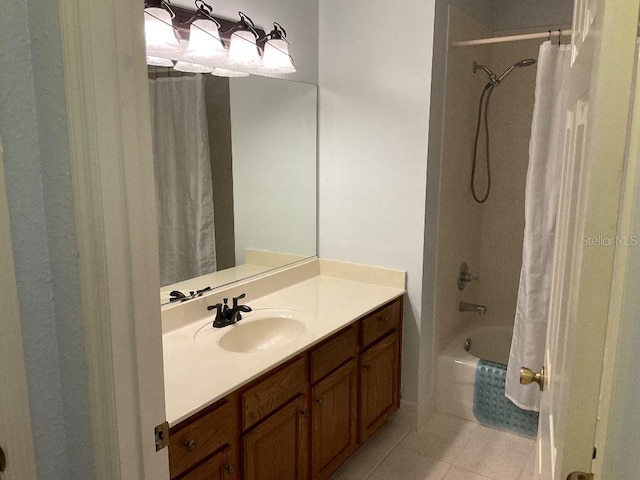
(506, 42, 572, 411)
(148, 74, 216, 286)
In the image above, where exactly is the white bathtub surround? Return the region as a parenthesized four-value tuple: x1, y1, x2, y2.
(436, 325, 512, 422)
(506, 42, 572, 411)
(162, 257, 405, 425)
(330, 412, 535, 480)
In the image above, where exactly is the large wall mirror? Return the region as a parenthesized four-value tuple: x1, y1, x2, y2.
(148, 72, 317, 304)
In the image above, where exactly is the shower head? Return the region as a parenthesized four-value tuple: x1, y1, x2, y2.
(515, 58, 537, 68)
(473, 61, 497, 84)
(495, 58, 537, 84)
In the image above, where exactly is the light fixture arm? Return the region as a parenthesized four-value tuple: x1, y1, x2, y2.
(145, 0, 176, 18)
(184, 0, 221, 29)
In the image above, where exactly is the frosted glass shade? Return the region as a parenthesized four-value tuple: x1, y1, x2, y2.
(174, 61, 214, 73)
(183, 19, 226, 62)
(262, 39, 296, 73)
(227, 30, 261, 67)
(211, 68, 249, 77)
(144, 7, 181, 52)
(146, 56, 174, 67)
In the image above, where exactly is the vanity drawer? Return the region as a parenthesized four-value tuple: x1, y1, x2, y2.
(310, 323, 358, 383)
(241, 355, 308, 430)
(169, 396, 237, 479)
(360, 299, 402, 348)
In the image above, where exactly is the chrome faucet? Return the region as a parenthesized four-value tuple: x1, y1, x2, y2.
(208, 293, 252, 328)
(459, 301, 487, 315)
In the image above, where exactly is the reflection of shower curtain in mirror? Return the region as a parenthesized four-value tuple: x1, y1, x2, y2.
(506, 42, 571, 411)
(149, 74, 216, 286)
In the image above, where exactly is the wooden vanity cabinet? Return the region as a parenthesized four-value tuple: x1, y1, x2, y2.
(168, 296, 403, 480)
(168, 394, 239, 480)
(240, 355, 310, 480)
(310, 325, 359, 480)
(358, 299, 403, 443)
(359, 331, 400, 443)
(242, 394, 309, 480)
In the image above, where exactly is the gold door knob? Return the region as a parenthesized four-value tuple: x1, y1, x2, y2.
(520, 366, 545, 391)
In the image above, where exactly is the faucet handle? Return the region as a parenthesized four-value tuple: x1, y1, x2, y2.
(207, 303, 223, 313)
(232, 293, 247, 308)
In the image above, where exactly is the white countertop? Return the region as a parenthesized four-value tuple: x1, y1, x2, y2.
(162, 260, 405, 426)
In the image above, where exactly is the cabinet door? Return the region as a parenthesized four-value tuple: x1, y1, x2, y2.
(180, 446, 237, 480)
(242, 394, 310, 480)
(359, 331, 400, 443)
(311, 360, 357, 480)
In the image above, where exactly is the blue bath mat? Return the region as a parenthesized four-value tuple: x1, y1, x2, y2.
(474, 359, 539, 438)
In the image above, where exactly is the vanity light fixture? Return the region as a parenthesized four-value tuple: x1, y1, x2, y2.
(174, 61, 214, 73)
(144, 0, 182, 53)
(261, 23, 296, 74)
(211, 68, 249, 78)
(183, 0, 226, 62)
(146, 56, 174, 67)
(143, 1, 297, 77)
(226, 13, 262, 68)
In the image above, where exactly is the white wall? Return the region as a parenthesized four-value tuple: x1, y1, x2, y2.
(0, 1, 94, 478)
(230, 76, 317, 265)
(172, 0, 319, 85)
(319, 0, 436, 405)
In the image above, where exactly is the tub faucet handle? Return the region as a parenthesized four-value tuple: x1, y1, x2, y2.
(459, 301, 487, 315)
(458, 262, 480, 290)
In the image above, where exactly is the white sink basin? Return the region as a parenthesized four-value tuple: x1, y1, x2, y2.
(195, 309, 313, 353)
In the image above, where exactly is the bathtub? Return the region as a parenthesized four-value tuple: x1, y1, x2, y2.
(436, 324, 513, 422)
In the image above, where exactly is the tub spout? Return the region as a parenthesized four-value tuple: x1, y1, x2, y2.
(460, 301, 487, 315)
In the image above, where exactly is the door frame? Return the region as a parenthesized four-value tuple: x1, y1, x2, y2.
(538, 0, 640, 477)
(57, 0, 168, 478)
(0, 138, 38, 480)
(591, 34, 640, 478)
(557, 1, 640, 476)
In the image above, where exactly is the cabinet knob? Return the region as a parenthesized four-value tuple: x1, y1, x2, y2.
(184, 440, 197, 452)
(225, 464, 236, 475)
(363, 364, 371, 371)
(378, 316, 389, 322)
(300, 410, 309, 418)
(315, 398, 324, 406)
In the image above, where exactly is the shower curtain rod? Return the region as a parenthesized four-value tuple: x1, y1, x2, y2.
(451, 29, 573, 47)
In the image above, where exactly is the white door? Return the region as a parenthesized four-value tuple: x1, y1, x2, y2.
(533, 1, 640, 479)
(0, 138, 38, 480)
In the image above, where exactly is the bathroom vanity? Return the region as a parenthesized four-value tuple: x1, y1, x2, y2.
(161, 259, 405, 480)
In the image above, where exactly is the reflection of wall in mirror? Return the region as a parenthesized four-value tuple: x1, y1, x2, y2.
(205, 76, 236, 271)
(230, 77, 317, 266)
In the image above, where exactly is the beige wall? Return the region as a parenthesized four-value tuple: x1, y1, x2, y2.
(434, 7, 492, 355)
(435, 7, 543, 354)
(477, 38, 539, 329)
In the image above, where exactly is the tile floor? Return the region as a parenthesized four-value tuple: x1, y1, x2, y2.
(329, 412, 536, 480)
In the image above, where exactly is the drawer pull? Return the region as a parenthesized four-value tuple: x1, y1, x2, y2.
(378, 316, 389, 322)
(300, 410, 309, 418)
(315, 398, 324, 406)
(184, 440, 197, 452)
(363, 364, 371, 371)
(225, 464, 236, 475)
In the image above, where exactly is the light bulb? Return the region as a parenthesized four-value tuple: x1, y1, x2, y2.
(211, 68, 249, 78)
(184, 19, 226, 62)
(146, 56, 174, 67)
(144, 7, 181, 53)
(174, 61, 214, 73)
(261, 39, 296, 73)
(227, 30, 261, 67)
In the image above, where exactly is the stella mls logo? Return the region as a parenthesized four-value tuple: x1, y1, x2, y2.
(581, 235, 639, 247)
